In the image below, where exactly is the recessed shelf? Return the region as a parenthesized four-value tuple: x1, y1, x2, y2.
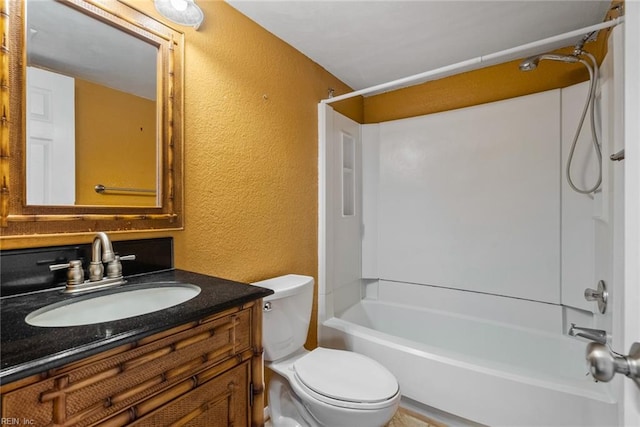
(342, 133, 355, 217)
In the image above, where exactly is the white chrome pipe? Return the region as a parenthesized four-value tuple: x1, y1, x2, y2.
(322, 17, 625, 104)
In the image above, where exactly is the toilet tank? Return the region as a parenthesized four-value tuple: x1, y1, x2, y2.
(252, 274, 314, 361)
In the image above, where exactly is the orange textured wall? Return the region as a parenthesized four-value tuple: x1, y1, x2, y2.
(74, 78, 157, 206)
(121, 0, 359, 349)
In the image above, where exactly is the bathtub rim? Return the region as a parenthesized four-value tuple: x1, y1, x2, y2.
(321, 314, 616, 404)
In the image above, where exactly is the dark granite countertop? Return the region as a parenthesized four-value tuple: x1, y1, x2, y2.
(0, 269, 273, 384)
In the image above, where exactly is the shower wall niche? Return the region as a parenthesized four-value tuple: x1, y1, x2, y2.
(341, 133, 356, 217)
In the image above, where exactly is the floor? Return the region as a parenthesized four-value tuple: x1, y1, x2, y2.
(265, 407, 447, 427)
(386, 407, 448, 427)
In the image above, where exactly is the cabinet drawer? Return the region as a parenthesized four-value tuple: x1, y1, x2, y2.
(2, 308, 251, 427)
(130, 362, 249, 427)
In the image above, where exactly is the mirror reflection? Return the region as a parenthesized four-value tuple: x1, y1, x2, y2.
(25, 0, 159, 207)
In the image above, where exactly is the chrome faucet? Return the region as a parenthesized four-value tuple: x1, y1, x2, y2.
(89, 232, 116, 282)
(568, 323, 608, 345)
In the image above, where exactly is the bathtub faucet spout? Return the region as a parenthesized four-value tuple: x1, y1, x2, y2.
(568, 323, 608, 345)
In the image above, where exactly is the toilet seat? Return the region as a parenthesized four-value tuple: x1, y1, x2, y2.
(292, 348, 399, 410)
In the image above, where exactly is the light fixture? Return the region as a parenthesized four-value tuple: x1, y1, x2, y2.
(154, 0, 204, 30)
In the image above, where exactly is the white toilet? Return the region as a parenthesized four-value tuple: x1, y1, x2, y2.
(253, 274, 400, 427)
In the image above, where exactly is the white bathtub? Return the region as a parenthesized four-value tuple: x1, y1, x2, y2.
(320, 296, 618, 426)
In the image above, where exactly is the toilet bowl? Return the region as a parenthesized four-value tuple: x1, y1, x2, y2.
(253, 274, 400, 427)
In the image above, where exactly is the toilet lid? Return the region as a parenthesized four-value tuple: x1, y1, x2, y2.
(293, 348, 398, 404)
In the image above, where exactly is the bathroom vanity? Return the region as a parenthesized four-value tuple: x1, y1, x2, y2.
(0, 241, 273, 426)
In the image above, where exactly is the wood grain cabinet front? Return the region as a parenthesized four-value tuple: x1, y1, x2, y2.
(0, 301, 265, 427)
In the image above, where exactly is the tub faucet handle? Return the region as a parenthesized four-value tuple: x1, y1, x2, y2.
(584, 280, 608, 314)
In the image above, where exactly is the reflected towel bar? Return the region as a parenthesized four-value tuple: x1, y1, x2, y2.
(94, 184, 156, 195)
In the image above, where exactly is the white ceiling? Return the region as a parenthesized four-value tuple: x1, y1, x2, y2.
(227, 1, 611, 92)
(25, 1, 612, 100)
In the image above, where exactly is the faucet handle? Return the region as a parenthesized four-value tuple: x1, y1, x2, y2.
(49, 262, 71, 271)
(106, 254, 136, 279)
(50, 260, 84, 286)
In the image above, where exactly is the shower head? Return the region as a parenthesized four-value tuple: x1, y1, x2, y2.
(519, 53, 580, 71)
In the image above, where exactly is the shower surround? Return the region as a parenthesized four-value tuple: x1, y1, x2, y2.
(318, 35, 624, 426)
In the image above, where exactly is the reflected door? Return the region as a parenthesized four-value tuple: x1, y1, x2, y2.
(26, 66, 75, 205)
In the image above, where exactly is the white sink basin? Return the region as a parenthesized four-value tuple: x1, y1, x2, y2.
(25, 283, 201, 327)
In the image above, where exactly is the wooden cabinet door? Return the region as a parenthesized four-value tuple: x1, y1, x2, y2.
(131, 362, 249, 427)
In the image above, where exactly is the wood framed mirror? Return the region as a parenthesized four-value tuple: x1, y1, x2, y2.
(0, 0, 184, 236)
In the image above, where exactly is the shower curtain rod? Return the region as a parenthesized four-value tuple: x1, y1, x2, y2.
(321, 16, 625, 104)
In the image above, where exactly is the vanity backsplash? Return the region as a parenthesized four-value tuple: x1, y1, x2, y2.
(1, 237, 173, 296)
